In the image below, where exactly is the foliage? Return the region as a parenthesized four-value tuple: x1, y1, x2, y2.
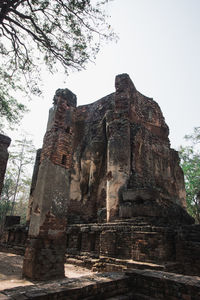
(179, 127, 200, 223)
(0, 177, 12, 232)
(0, 0, 115, 128)
(14, 177, 31, 224)
(0, 136, 35, 231)
(184, 127, 200, 145)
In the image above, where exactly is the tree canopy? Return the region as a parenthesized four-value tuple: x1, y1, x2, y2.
(179, 127, 200, 223)
(0, 0, 115, 128)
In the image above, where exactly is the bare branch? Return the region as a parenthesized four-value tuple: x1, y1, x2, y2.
(0, 0, 116, 127)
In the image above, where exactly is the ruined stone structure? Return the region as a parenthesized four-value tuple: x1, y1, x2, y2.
(23, 74, 195, 281)
(0, 134, 11, 197)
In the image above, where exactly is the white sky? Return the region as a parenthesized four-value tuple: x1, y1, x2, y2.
(7, 0, 200, 150)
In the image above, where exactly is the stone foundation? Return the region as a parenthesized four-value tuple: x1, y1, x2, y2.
(66, 222, 175, 263)
(66, 222, 200, 276)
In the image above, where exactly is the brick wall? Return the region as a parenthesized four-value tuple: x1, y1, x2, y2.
(176, 225, 200, 276)
(66, 223, 176, 264)
(41, 122, 75, 169)
(127, 268, 200, 300)
(2, 222, 200, 277)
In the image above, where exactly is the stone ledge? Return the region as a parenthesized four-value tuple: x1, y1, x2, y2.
(0, 272, 129, 300)
(126, 269, 200, 299)
(1, 269, 200, 299)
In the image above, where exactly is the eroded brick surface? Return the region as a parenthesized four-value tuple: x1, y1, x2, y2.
(66, 74, 191, 224)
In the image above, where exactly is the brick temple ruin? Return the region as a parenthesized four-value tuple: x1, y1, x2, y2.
(1, 74, 200, 299)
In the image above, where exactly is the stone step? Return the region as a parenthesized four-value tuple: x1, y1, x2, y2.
(66, 256, 99, 269)
(106, 294, 155, 300)
(105, 292, 157, 300)
(0, 244, 25, 256)
(105, 292, 136, 300)
(97, 257, 165, 271)
(66, 255, 164, 271)
(66, 255, 181, 275)
(130, 294, 155, 300)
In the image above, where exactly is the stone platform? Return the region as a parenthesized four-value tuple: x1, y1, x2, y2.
(2, 221, 200, 277)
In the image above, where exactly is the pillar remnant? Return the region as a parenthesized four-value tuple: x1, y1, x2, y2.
(106, 74, 134, 221)
(23, 89, 76, 280)
(26, 148, 42, 224)
(0, 134, 11, 197)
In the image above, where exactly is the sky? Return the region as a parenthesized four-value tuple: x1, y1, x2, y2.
(7, 0, 200, 151)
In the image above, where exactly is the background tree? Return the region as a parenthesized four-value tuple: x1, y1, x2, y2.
(0, 176, 13, 232)
(0, 0, 116, 129)
(0, 136, 35, 231)
(9, 137, 35, 214)
(179, 127, 200, 223)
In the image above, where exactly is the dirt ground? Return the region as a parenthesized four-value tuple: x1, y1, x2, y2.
(0, 252, 93, 291)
